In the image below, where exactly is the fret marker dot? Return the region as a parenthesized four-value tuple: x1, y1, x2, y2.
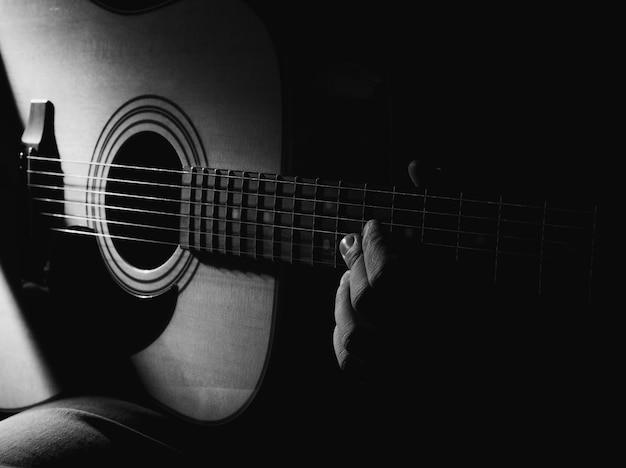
(323, 239, 331, 251)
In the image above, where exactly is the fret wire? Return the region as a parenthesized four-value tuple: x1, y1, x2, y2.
(34, 196, 588, 249)
(361, 182, 367, 230)
(334, 180, 342, 269)
(291, 177, 297, 264)
(188, 168, 197, 248)
(204, 168, 212, 252)
(201, 168, 211, 254)
(31, 181, 596, 232)
(311, 178, 319, 266)
(538, 200, 548, 295)
(268, 173, 278, 262)
(179, 170, 191, 250)
(456, 192, 463, 262)
(239, 171, 246, 257)
(276, 175, 286, 262)
(194, 168, 204, 252)
(390, 185, 396, 234)
(191, 168, 197, 248)
(251, 171, 259, 260)
(421, 188, 427, 243)
(226, 170, 233, 256)
(588, 204, 598, 301)
(27, 159, 597, 216)
(212, 169, 221, 253)
(255, 173, 263, 261)
(494, 195, 503, 284)
(234, 170, 242, 256)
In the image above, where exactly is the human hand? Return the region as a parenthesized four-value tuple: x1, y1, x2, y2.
(333, 219, 406, 381)
(331, 159, 441, 381)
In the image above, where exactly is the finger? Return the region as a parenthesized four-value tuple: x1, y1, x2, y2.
(361, 219, 394, 289)
(408, 159, 444, 188)
(408, 159, 420, 187)
(333, 271, 357, 367)
(339, 233, 360, 269)
(339, 221, 393, 313)
(332, 325, 370, 379)
(333, 270, 358, 347)
(339, 232, 371, 313)
(333, 272, 375, 372)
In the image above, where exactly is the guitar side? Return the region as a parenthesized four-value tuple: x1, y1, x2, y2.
(0, 0, 282, 423)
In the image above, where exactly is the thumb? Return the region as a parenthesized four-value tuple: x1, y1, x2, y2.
(408, 159, 444, 188)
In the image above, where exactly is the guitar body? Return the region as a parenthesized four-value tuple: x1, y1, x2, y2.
(0, 0, 282, 423)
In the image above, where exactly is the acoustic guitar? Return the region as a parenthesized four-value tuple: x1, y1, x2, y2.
(0, 0, 619, 424)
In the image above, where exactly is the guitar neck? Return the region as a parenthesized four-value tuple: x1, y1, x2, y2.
(178, 166, 610, 300)
(27, 152, 616, 303)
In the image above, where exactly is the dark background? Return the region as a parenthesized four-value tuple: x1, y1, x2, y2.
(235, 1, 621, 459)
(0, 0, 620, 462)
(250, 2, 619, 198)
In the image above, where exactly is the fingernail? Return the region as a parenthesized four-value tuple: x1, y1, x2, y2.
(339, 234, 355, 259)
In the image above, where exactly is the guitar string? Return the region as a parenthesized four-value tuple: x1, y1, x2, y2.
(45, 222, 547, 266)
(31, 167, 554, 216)
(27, 178, 595, 235)
(34, 197, 591, 250)
(26, 155, 597, 215)
(41, 209, 345, 247)
(49, 224, 543, 269)
(46, 226, 340, 268)
(41, 211, 341, 256)
(33, 197, 593, 250)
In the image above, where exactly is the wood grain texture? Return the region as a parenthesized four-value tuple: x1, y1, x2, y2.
(0, 0, 282, 422)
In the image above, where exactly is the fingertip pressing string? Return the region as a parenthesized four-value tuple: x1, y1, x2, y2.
(339, 234, 355, 260)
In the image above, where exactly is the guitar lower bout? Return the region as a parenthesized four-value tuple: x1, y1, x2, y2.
(1, 0, 284, 422)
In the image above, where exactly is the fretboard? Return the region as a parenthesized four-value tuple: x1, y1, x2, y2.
(178, 167, 615, 301)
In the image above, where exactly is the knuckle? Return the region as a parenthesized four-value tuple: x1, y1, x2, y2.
(333, 326, 351, 370)
(350, 280, 370, 313)
(336, 349, 350, 371)
(340, 321, 357, 351)
(366, 252, 387, 287)
(362, 219, 384, 249)
(334, 279, 349, 307)
(362, 220, 392, 287)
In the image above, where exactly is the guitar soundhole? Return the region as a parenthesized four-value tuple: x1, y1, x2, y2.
(105, 132, 182, 270)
